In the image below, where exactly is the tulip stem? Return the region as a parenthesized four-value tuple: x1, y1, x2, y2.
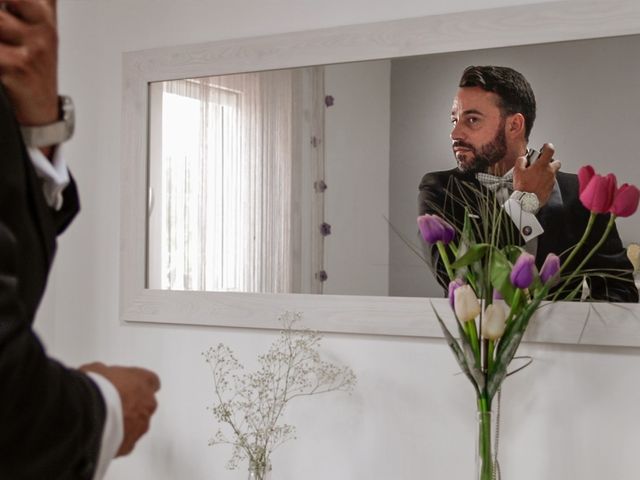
(477, 395, 493, 480)
(465, 320, 481, 365)
(436, 241, 455, 281)
(557, 212, 596, 278)
(508, 289, 523, 317)
(553, 214, 616, 302)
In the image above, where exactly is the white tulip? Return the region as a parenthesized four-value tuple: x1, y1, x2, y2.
(481, 304, 507, 340)
(454, 285, 481, 323)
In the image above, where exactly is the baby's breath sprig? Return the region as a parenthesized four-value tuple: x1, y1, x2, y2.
(203, 312, 356, 478)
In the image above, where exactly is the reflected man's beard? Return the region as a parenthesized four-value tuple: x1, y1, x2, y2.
(454, 121, 507, 174)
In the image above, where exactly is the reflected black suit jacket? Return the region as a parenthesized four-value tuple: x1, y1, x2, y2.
(419, 167, 639, 303)
(0, 87, 105, 479)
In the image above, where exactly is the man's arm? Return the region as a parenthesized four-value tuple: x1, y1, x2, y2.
(0, 2, 161, 476)
(0, 222, 161, 478)
(0, 223, 105, 479)
(0, 0, 60, 159)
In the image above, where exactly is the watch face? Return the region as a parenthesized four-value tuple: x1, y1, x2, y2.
(521, 193, 539, 213)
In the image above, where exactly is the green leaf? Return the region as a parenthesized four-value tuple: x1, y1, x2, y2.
(460, 208, 476, 247)
(451, 244, 490, 269)
(430, 302, 483, 396)
(489, 248, 517, 305)
(487, 331, 522, 400)
(503, 245, 523, 264)
(490, 290, 548, 400)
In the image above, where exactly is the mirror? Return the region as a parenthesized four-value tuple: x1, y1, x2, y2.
(145, 34, 640, 300)
(121, 1, 640, 342)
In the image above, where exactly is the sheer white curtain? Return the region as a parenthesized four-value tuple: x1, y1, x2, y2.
(149, 70, 308, 293)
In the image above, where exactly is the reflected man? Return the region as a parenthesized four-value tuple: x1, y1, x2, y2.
(418, 65, 638, 302)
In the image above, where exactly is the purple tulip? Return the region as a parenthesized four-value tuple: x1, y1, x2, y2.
(417, 214, 455, 245)
(448, 279, 464, 310)
(540, 253, 561, 285)
(493, 289, 503, 300)
(510, 252, 536, 289)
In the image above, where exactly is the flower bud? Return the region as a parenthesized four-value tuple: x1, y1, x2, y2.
(628, 243, 640, 272)
(417, 214, 455, 245)
(454, 285, 481, 323)
(540, 253, 561, 285)
(510, 252, 536, 289)
(610, 184, 640, 218)
(481, 304, 507, 340)
(448, 279, 464, 310)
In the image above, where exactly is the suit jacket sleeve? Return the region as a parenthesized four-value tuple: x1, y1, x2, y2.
(582, 216, 639, 303)
(0, 223, 106, 480)
(418, 172, 457, 293)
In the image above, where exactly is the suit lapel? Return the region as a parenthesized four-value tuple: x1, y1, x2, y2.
(0, 87, 55, 268)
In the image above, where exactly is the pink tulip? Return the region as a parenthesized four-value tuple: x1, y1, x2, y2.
(610, 184, 640, 218)
(578, 165, 595, 195)
(579, 173, 617, 214)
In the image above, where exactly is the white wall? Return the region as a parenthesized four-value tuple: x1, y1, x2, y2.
(324, 60, 390, 296)
(40, 1, 640, 479)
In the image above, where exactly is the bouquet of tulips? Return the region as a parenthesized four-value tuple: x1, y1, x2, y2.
(417, 165, 639, 480)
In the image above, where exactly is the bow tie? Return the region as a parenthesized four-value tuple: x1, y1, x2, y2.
(476, 171, 514, 192)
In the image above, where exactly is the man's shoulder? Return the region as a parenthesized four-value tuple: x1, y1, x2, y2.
(419, 168, 463, 190)
(556, 170, 579, 197)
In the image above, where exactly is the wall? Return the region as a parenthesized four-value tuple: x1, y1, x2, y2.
(40, 1, 640, 479)
(324, 60, 391, 296)
(388, 34, 640, 297)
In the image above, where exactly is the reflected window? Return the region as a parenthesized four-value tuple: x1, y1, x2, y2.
(147, 69, 325, 293)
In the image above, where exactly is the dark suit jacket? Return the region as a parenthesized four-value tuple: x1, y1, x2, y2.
(0, 87, 106, 479)
(418, 168, 639, 303)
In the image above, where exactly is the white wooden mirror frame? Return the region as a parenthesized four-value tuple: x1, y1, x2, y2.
(121, 0, 640, 346)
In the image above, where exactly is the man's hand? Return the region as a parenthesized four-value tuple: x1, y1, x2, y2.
(513, 142, 561, 207)
(80, 362, 161, 457)
(0, 0, 58, 126)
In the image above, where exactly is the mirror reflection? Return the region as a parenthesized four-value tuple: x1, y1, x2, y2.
(146, 34, 640, 300)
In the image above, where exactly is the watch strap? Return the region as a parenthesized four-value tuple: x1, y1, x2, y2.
(19, 95, 75, 148)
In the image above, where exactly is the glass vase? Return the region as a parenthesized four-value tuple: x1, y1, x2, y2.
(247, 460, 272, 480)
(476, 410, 496, 480)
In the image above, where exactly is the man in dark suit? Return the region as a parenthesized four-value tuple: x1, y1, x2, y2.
(419, 65, 638, 303)
(0, 1, 160, 478)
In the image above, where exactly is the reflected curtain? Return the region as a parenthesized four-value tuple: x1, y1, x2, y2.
(157, 71, 299, 293)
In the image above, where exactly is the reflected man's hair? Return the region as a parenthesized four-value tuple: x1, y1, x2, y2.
(459, 65, 536, 141)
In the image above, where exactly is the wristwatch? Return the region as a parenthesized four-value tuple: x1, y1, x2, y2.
(20, 95, 75, 148)
(510, 190, 540, 214)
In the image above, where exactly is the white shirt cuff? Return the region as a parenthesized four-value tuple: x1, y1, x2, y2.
(86, 372, 124, 480)
(503, 198, 544, 243)
(27, 146, 70, 210)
